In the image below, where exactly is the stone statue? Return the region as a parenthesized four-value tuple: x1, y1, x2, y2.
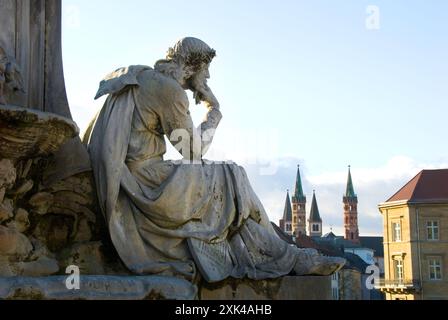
(85, 37, 345, 282)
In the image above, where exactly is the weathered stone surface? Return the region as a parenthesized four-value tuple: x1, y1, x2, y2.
(12, 257, 59, 277)
(32, 215, 71, 252)
(0, 198, 14, 223)
(59, 242, 106, 275)
(199, 276, 333, 300)
(6, 208, 30, 233)
(0, 159, 16, 189)
(0, 276, 197, 300)
(40, 172, 100, 240)
(29, 192, 54, 215)
(0, 256, 13, 277)
(188, 238, 234, 283)
(11, 179, 33, 196)
(72, 218, 92, 242)
(0, 225, 32, 258)
(0, 104, 78, 161)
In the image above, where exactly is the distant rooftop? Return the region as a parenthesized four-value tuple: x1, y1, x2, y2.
(322, 231, 337, 239)
(309, 191, 322, 223)
(359, 236, 384, 257)
(386, 169, 448, 203)
(270, 223, 384, 271)
(317, 234, 384, 257)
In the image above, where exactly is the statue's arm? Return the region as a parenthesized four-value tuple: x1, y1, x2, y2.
(159, 91, 201, 160)
(160, 90, 222, 160)
(193, 83, 222, 156)
(198, 106, 222, 156)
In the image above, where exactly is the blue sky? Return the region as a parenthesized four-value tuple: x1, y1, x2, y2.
(61, 1, 448, 236)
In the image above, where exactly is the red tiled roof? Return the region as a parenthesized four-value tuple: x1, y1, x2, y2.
(387, 169, 448, 203)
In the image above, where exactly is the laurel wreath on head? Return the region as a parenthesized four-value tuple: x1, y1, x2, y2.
(167, 47, 216, 69)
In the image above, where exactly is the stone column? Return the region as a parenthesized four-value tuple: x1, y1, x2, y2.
(0, 0, 70, 118)
(0, 0, 90, 183)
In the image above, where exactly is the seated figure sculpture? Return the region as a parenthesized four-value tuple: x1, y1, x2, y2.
(84, 37, 345, 282)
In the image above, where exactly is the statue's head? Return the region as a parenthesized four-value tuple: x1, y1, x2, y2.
(155, 37, 217, 105)
(166, 37, 216, 72)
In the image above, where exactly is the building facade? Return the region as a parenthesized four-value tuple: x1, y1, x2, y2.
(378, 169, 448, 300)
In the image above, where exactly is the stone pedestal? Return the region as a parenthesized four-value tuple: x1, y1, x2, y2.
(0, 275, 332, 300)
(0, 276, 197, 300)
(199, 276, 332, 300)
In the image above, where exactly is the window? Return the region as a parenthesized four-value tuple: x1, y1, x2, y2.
(312, 224, 320, 232)
(286, 224, 292, 232)
(394, 260, 404, 281)
(392, 222, 402, 242)
(293, 217, 297, 224)
(427, 221, 439, 241)
(429, 258, 442, 280)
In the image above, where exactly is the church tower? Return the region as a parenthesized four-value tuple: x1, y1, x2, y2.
(279, 190, 293, 235)
(308, 191, 323, 238)
(292, 165, 307, 237)
(343, 166, 360, 243)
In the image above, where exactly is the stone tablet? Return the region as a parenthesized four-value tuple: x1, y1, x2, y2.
(188, 238, 234, 283)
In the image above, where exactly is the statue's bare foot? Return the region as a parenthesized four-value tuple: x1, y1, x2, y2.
(293, 248, 345, 276)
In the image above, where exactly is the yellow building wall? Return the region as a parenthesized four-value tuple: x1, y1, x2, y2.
(380, 202, 448, 300)
(414, 205, 448, 300)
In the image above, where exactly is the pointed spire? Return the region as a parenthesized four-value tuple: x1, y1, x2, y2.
(309, 190, 322, 222)
(292, 165, 306, 203)
(283, 190, 293, 222)
(345, 165, 357, 198)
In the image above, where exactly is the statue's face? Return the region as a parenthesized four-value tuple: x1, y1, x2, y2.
(187, 62, 210, 92)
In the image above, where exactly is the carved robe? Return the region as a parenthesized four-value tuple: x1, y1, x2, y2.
(86, 66, 302, 282)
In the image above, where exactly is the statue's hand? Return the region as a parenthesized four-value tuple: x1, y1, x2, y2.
(190, 78, 220, 110)
(197, 88, 220, 111)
